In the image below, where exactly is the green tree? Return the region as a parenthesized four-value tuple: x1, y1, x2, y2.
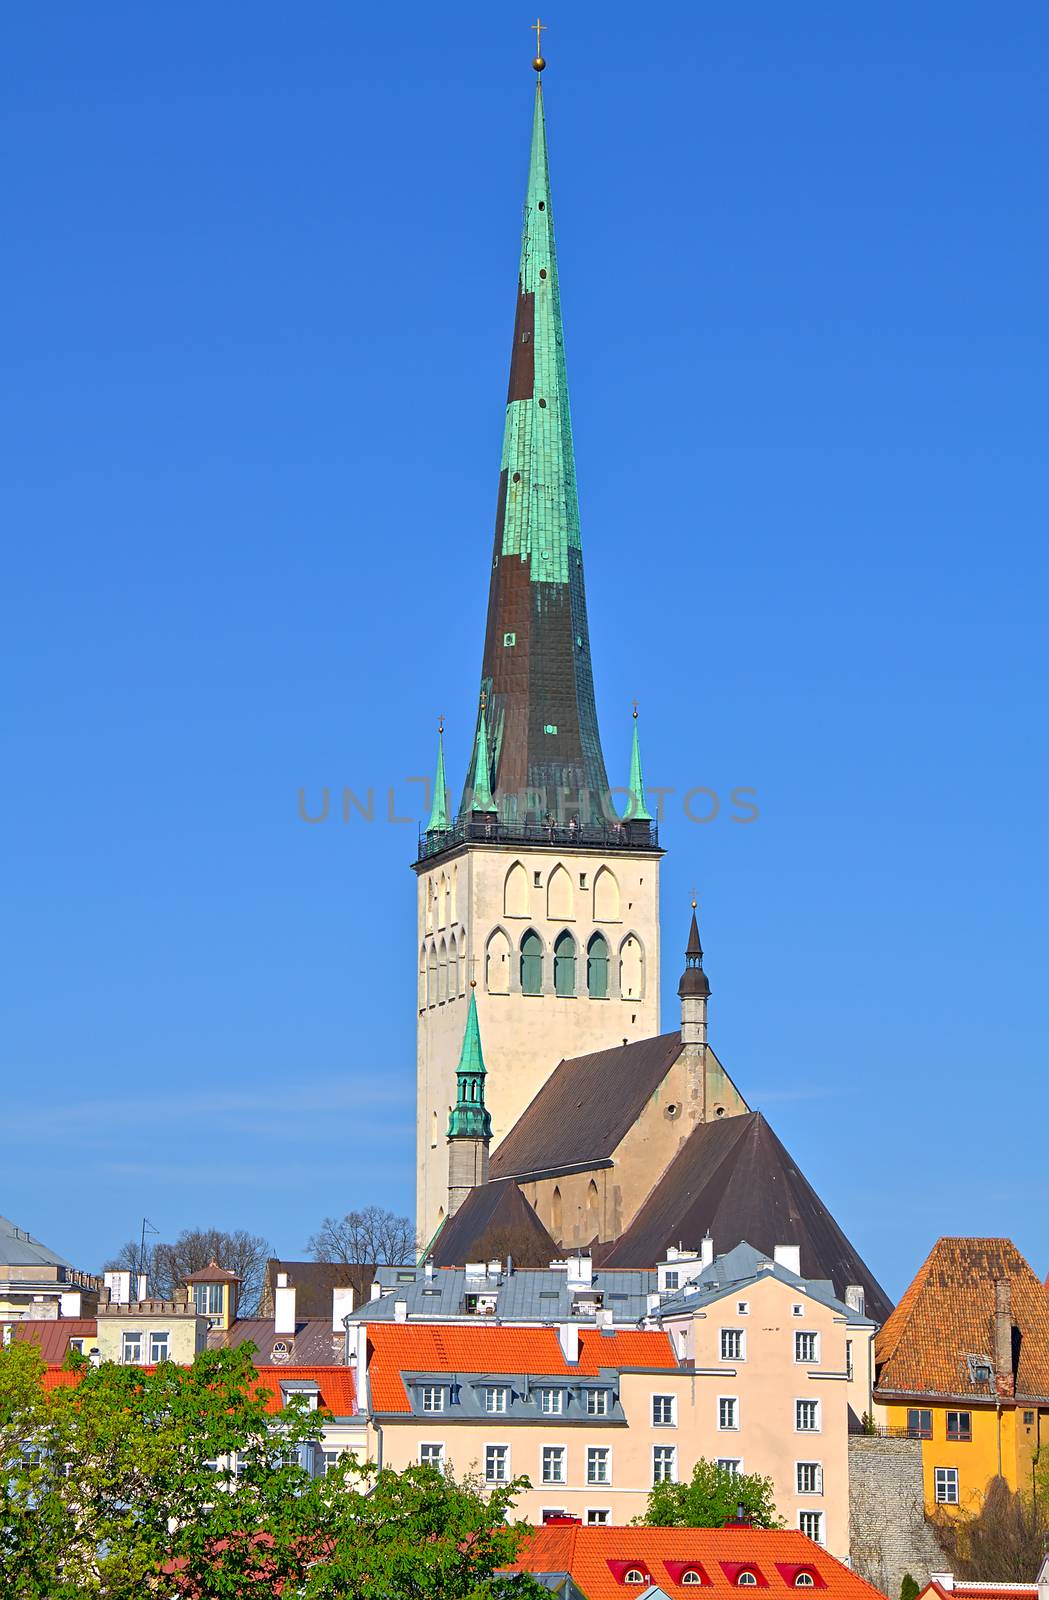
(0, 1340, 543, 1599)
(900, 1575, 921, 1600)
(635, 1457, 783, 1529)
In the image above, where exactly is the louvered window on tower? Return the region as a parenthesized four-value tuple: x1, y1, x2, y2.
(521, 931, 543, 995)
(587, 933, 609, 998)
(554, 931, 576, 996)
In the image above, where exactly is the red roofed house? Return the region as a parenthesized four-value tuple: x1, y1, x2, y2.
(916, 1561, 1049, 1600)
(352, 1320, 856, 1547)
(499, 1525, 890, 1600)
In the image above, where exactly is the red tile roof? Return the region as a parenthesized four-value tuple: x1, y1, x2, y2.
(2, 1319, 97, 1363)
(184, 1261, 240, 1284)
(875, 1238, 1049, 1401)
(40, 1364, 356, 1416)
(501, 1527, 889, 1600)
(366, 1323, 677, 1413)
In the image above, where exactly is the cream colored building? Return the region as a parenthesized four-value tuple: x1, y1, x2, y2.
(94, 1299, 209, 1365)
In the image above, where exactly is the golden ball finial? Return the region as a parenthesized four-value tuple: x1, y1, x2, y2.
(533, 54, 545, 73)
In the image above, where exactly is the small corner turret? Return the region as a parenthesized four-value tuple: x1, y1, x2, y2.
(678, 900, 710, 1045)
(447, 986, 492, 1217)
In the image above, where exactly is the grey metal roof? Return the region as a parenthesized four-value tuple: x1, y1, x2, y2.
(0, 1215, 74, 1270)
(347, 1263, 658, 1325)
(650, 1241, 877, 1327)
(389, 1370, 627, 1424)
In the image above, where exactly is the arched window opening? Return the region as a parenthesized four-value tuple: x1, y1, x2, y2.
(795, 1577, 815, 1589)
(620, 934, 644, 1000)
(504, 860, 529, 918)
(683, 1575, 704, 1588)
(431, 1109, 438, 1148)
(426, 945, 438, 1008)
(425, 880, 434, 935)
(551, 1185, 563, 1235)
(418, 947, 427, 1010)
(592, 866, 620, 922)
(553, 930, 576, 997)
(625, 1573, 645, 1587)
(437, 873, 447, 931)
(520, 930, 543, 995)
(737, 1574, 758, 1588)
(587, 932, 610, 999)
(547, 862, 573, 920)
(587, 1179, 599, 1222)
(450, 865, 458, 925)
(486, 929, 511, 995)
(457, 938, 466, 995)
(437, 938, 448, 1004)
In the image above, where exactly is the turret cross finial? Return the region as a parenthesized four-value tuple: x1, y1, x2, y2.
(531, 17, 546, 71)
(438, 713, 445, 734)
(690, 886, 698, 908)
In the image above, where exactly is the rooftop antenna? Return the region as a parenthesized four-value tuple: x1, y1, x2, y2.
(139, 1216, 159, 1295)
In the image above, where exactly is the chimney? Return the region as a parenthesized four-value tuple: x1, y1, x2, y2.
(104, 1270, 133, 1305)
(845, 1285, 866, 1316)
(488, 1259, 501, 1280)
(136, 1273, 148, 1303)
(930, 1577, 954, 1593)
(774, 1245, 801, 1277)
(59, 1291, 84, 1318)
(370, 1281, 382, 1301)
(274, 1275, 297, 1336)
(596, 1308, 614, 1331)
(353, 1323, 369, 1411)
(424, 1258, 434, 1279)
(566, 1252, 592, 1289)
(394, 1300, 408, 1323)
(558, 1323, 580, 1363)
(700, 1235, 714, 1269)
(994, 1278, 1014, 1390)
(332, 1286, 356, 1333)
(646, 1291, 661, 1316)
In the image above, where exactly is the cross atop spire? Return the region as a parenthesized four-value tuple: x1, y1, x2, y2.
(531, 17, 547, 72)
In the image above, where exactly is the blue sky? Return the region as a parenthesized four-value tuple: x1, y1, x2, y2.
(4, 2, 1046, 1300)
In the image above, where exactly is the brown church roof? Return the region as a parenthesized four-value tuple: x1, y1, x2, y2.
(600, 1111, 893, 1323)
(489, 1032, 684, 1180)
(429, 1178, 557, 1269)
(874, 1237, 1049, 1402)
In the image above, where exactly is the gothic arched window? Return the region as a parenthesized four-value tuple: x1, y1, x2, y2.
(520, 930, 543, 995)
(486, 928, 511, 995)
(426, 945, 438, 1008)
(587, 932, 610, 999)
(553, 930, 576, 997)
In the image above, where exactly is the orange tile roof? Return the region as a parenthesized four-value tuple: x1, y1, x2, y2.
(366, 1322, 677, 1413)
(875, 1238, 1049, 1402)
(40, 1364, 356, 1416)
(502, 1526, 889, 1600)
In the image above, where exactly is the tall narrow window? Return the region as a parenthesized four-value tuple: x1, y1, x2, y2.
(486, 929, 511, 995)
(520, 930, 543, 995)
(587, 933, 609, 998)
(427, 945, 438, 1008)
(437, 938, 448, 1003)
(587, 1179, 599, 1225)
(619, 934, 644, 1000)
(554, 930, 576, 996)
(552, 1185, 563, 1235)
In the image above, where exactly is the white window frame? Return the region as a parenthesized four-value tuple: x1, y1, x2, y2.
(193, 1283, 224, 1316)
(799, 1509, 824, 1544)
(484, 1385, 509, 1414)
(795, 1398, 821, 1433)
(149, 1331, 170, 1363)
(721, 1328, 746, 1361)
(421, 1385, 444, 1413)
(935, 1466, 959, 1505)
(652, 1393, 676, 1426)
(795, 1460, 823, 1495)
(539, 1387, 563, 1415)
(794, 1330, 820, 1364)
(541, 1444, 567, 1484)
(419, 1442, 445, 1470)
(484, 1443, 510, 1484)
(586, 1388, 609, 1416)
(717, 1457, 744, 1476)
(652, 1443, 677, 1484)
(586, 1507, 610, 1525)
(718, 1395, 739, 1431)
(68, 1338, 84, 1354)
(121, 1331, 143, 1364)
(586, 1445, 611, 1485)
(664, 1271, 679, 1290)
(737, 1300, 750, 1315)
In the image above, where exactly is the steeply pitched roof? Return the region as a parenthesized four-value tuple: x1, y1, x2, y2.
(258, 1260, 375, 1320)
(428, 1178, 556, 1268)
(489, 1032, 684, 1179)
(184, 1261, 239, 1284)
(875, 1237, 1049, 1402)
(2, 1319, 97, 1362)
(366, 1322, 677, 1413)
(0, 1215, 74, 1270)
(501, 1526, 891, 1600)
(600, 1112, 893, 1324)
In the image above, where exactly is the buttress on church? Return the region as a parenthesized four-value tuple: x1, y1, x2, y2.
(411, 72, 890, 1323)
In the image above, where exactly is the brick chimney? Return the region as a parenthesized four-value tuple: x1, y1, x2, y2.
(994, 1278, 1015, 1396)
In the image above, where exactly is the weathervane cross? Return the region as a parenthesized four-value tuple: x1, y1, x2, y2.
(531, 16, 546, 57)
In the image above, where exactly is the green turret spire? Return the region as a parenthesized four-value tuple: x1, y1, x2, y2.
(425, 719, 450, 833)
(447, 987, 492, 1140)
(468, 693, 497, 815)
(625, 705, 653, 823)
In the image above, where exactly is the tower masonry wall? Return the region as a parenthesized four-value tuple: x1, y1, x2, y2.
(415, 843, 661, 1245)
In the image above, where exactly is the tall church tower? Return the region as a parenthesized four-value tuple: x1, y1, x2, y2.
(413, 63, 663, 1246)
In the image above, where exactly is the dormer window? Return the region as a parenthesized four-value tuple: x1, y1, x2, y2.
(683, 1570, 704, 1585)
(795, 1575, 815, 1587)
(421, 1385, 444, 1413)
(737, 1572, 758, 1586)
(625, 1572, 645, 1586)
(586, 1388, 609, 1416)
(484, 1385, 508, 1414)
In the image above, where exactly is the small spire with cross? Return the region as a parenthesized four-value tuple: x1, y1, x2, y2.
(531, 16, 546, 73)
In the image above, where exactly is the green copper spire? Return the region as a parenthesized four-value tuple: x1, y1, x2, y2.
(425, 719, 450, 833)
(625, 705, 653, 822)
(447, 988, 492, 1140)
(468, 693, 497, 814)
(458, 77, 615, 826)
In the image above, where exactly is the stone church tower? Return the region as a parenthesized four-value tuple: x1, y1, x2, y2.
(413, 74, 662, 1246)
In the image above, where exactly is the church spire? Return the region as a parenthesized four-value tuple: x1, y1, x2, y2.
(447, 987, 492, 1140)
(425, 718, 450, 834)
(625, 705, 653, 823)
(467, 693, 497, 815)
(459, 73, 612, 827)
